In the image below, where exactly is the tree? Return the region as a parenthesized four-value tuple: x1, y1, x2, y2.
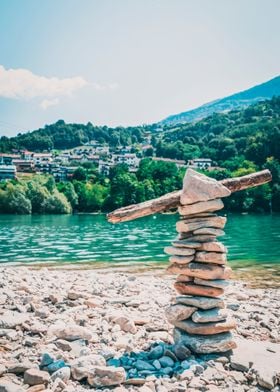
(44, 191, 72, 214)
(2, 184, 32, 214)
(72, 167, 87, 181)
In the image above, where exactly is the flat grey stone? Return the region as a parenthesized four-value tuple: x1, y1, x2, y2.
(176, 295, 225, 310)
(176, 216, 226, 233)
(193, 228, 225, 237)
(164, 246, 195, 256)
(192, 308, 228, 323)
(172, 239, 201, 249)
(165, 304, 197, 323)
(174, 328, 236, 354)
(194, 278, 230, 289)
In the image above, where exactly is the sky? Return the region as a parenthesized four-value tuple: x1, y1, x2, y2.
(0, 0, 279, 136)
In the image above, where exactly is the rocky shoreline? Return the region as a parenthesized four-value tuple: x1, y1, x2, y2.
(0, 266, 279, 391)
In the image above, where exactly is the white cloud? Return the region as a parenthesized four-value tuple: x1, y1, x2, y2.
(40, 98, 60, 110)
(0, 65, 87, 101)
(0, 65, 118, 110)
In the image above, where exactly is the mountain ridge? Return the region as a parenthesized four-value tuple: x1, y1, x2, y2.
(160, 75, 280, 125)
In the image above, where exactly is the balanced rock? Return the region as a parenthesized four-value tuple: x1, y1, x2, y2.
(172, 239, 201, 249)
(87, 366, 126, 387)
(169, 255, 194, 264)
(164, 246, 195, 256)
(178, 199, 224, 216)
(174, 262, 232, 280)
(174, 318, 236, 335)
(174, 328, 236, 353)
(176, 295, 225, 310)
(176, 274, 194, 283)
(180, 168, 231, 205)
(194, 278, 229, 289)
(174, 282, 224, 298)
(165, 304, 197, 323)
(193, 228, 225, 237)
(192, 308, 228, 323)
(195, 251, 227, 265)
(176, 216, 226, 233)
(179, 234, 216, 242)
(198, 241, 227, 253)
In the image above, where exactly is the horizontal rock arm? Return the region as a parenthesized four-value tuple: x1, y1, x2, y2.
(107, 169, 272, 224)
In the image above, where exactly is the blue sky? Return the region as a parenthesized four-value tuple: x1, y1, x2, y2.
(0, 0, 279, 135)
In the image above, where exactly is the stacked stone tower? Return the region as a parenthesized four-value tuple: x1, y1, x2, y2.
(165, 169, 237, 354)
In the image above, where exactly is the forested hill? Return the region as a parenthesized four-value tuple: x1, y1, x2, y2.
(0, 121, 154, 152)
(0, 97, 279, 214)
(0, 98, 280, 169)
(159, 97, 280, 166)
(161, 75, 280, 125)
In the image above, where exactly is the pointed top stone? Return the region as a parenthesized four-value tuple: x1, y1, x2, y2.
(180, 169, 231, 205)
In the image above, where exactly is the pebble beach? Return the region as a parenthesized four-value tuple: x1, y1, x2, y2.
(0, 265, 279, 392)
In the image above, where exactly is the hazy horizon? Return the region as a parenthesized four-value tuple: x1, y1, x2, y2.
(0, 0, 279, 136)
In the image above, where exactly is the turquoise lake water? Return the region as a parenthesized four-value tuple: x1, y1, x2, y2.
(0, 213, 279, 271)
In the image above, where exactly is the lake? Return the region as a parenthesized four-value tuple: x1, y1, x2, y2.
(0, 213, 279, 270)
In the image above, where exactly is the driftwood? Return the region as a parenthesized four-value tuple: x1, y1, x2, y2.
(107, 169, 272, 223)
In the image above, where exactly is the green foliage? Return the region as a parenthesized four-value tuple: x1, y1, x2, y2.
(72, 167, 87, 181)
(0, 97, 279, 213)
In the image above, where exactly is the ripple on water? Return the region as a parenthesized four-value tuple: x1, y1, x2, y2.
(0, 214, 279, 277)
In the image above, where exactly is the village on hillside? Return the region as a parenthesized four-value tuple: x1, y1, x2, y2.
(0, 139, 213, 181)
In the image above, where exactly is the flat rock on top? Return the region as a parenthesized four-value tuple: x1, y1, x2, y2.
(180, 168, 231, 205)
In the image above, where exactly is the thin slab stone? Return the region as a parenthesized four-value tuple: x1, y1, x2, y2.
(165, 304, 197, 323)
(192, 308, 228, 323)
(194, 278, 229, 289)
(174, 262, 232, 280)
(174, 318, 236, 335)
(169, 255, 194, 265)
(193, 228, 225, 237)
(179, 214, 218, 223)
(176, 275, 194, 283)
(179, 234, 216, 242)
(178, 199, 224, 216)
(172, 239, 201, 249)
(195, 251, 227, 265)
(176, 216, 227, 233)
(174, 328, 236, 354)
(164, 246, 195, 256)
(176, 295, 225, 310)
(174, 282, 224, 298)
(180, 168, 231, 205)
(198, 242, 227, 253)
(180, 213, 216, 219)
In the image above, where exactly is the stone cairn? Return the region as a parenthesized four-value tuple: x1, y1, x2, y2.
(165, 168, 237, 354)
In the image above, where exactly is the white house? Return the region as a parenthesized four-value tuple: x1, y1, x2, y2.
(188, 158, 212, 169)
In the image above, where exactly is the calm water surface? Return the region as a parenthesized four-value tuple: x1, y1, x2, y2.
(0, 213, 279, 271)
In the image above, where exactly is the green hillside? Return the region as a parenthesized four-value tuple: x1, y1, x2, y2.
(161, 75, 280, 125)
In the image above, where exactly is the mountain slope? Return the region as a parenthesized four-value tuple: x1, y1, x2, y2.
(161, 75, 280, 125)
